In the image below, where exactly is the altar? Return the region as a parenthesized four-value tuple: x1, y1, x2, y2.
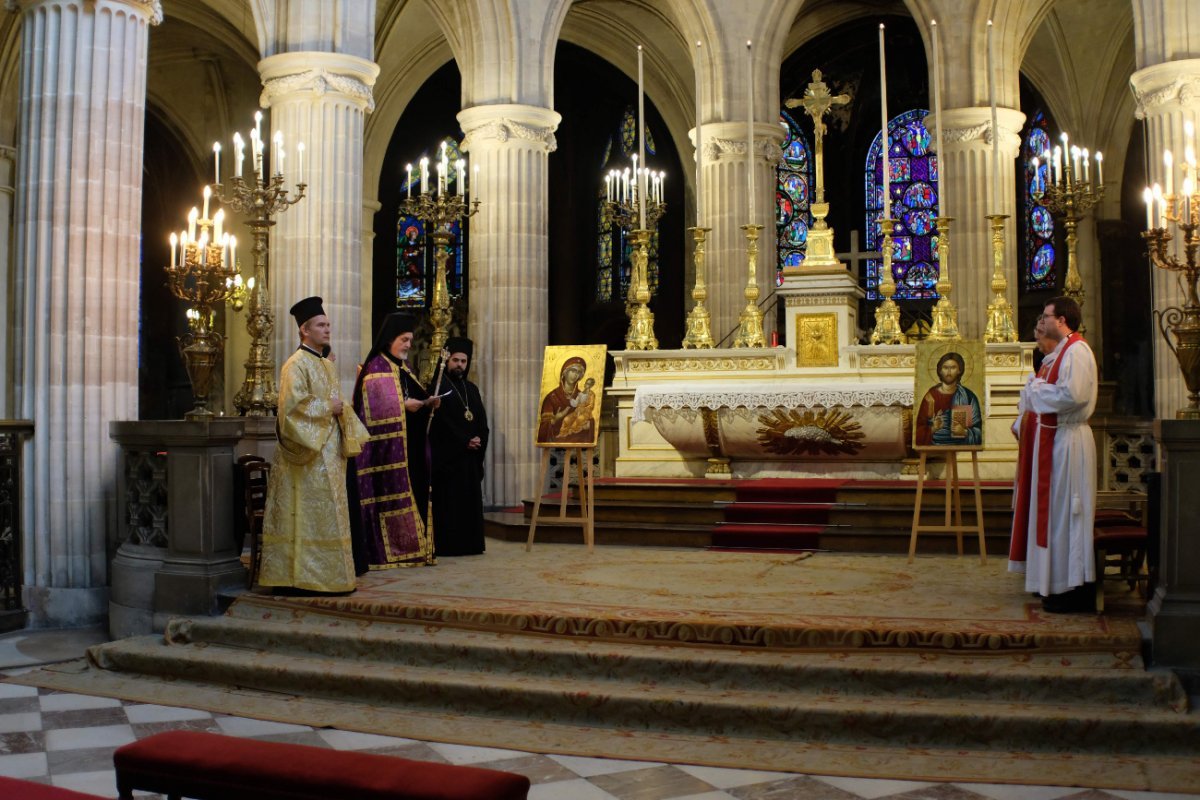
(609, 343, 1033, 479)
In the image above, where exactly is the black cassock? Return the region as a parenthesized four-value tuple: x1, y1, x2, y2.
(428, 374, 490, 555)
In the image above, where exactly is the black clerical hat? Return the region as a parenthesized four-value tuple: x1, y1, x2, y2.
(289, 296, 325, 327)
(370, 312, 417, 354)
(445, 336, 473, 359)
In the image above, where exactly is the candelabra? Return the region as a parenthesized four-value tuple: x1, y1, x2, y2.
(681, 227, 714, 348)
(983, 215, 1018, 343)
(1034, 143, 1104, 314)
(733, 224, 766, 348)
(1143, 190, 1200, 419)
(400, 189, 480, 381)
(606, 165, 666, 350)
(926, 217, 961, 342)
(870, 218, 906, 344)
(164, 209, 240, 419)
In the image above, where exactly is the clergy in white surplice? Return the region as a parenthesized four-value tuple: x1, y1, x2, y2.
(1008, 296, 1098, 613)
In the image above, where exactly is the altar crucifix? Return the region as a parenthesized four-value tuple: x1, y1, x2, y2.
(784, 69, 851, 272)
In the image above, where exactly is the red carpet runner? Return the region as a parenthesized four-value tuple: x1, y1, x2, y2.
(710, 479, 848, 551)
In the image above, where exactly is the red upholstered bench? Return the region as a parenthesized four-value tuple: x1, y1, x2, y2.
(113, 730, 531, 800)
(0, 775, 106, 799)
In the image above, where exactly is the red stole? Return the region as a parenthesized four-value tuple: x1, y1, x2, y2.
(1009, 332, 1083, 560)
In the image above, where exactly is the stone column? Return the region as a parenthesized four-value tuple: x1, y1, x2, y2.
(8, 0, 160, 627)
(0, 145, 15, 418)
(700, 122, 783, 344)
(932, 107, 1024, 340)
(259, 52, 379, 394)
(1131, 59, 1200, 420)
(362, 198, 381, 349)
(458, 104, 560, 508)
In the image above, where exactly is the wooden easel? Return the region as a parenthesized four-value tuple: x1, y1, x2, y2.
(908, 447, 987, 564)
(526, 446, 595, 552)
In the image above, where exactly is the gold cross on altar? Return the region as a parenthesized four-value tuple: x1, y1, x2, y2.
(785, 69, 850, 205)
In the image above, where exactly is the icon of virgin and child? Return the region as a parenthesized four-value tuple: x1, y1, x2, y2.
(536, 349, 605, 446)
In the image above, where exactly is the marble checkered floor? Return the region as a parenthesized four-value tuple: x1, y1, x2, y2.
(0, 628, 1196, 800)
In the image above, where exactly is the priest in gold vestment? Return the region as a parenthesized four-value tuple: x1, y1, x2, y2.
(260, 297, 369, 594)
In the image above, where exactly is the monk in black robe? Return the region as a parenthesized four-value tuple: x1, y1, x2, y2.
(428, 337, 490, 556)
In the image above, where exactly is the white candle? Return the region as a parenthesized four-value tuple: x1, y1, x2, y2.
(745, 40, 755, 224)
(220, 234, 229, 270)
(1053, 146, 1062, 185)
(406, 163, 412, 199)
(1095, 151, 1103, 186)
(472, 164, 479, 203)
(1072, 146, 1081, 178)
(638, 45, 647, 230)
(1144, 186, 1154, 229)
(229, 235, 237, 270)
(213, 208, 224, 242)
(1082, 148, 1089, 183)
(437, 162, 444, 196)
(234, 133, 243, 178)
(1164, 150, 1174, 196)
(420, 157, 429, 194)
(297, 142, 305, 185)
(1031, 157, 1040, 195)
(213, 142, 221, 185)
(660, 171, 666, 205)
(273, 131, 284, 176)
(879, 24, 890, 220)
(695, 39, 703, 225)
(931, 20, 945, 216)
(169, 232, 177, 267)
(987, 20, 999, 213)
(255, 111, 262, 145)
(201, 186, 211, 221)
(456, 159, 465, 195)
(197, 233, 208, 265)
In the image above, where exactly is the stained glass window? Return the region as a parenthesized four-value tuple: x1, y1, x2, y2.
(596, 106, 658, 303)
(395, 137, 468, 308)
(1023, 110, 1056, 290)
(864, 109, 940, 300)
(777, 110, 814, 285)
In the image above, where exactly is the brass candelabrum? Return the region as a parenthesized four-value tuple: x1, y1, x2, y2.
(870, 217, 906, 344)
(1143, 192, 1200, 419)
(926, 217, 961, 341)
(399, 189, 480, 381)
(606, 195, 665, 351)
(164, 226, 239, 419)
(983, 214, 1018, 343)
(681, 227, 714, 348)
(214, 173, 306, 416)
(1035, 162, 1103, 314)
(733, 223, 766, 348)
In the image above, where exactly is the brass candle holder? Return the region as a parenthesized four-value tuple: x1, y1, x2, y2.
(399, 188, 480, 382)
(624, 229, 658, 350)
(1143, 189, 1200, 419)
(164, 221, 239, 419)
(733, 223, 766, 348)
(870, 217, 906, 344)
(983, 214, 1018, 343)
(1035, 153, 1103, 315)
(926, 216, 961, 341)
(214, 172, 306, 416)
(681, 226, 714, 349)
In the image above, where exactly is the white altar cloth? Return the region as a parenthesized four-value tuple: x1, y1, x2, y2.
(632, 381, 914, 424)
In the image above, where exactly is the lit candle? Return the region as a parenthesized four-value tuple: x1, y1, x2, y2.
(1184, 176, 1194, 220)
(638, 44, 647, 230)
(406, 163, 413, 199)
(187, 208, 197, 242)
(987, 20, 999, 213)
(273, 131, 284, 176)
(1153, 183, 1164, 226)
(202, 185, 211, 220)
(879, 24, 891, 220)
(745, 40, 755, 224)
(1060, 132, 1069, 179)
(169, 232, 177, 267)
(1053, 146, 1062, 185)
(660, 171, 666, 205)
(213, 142, 221, 185)
(229, 235, 237, 270)
(220, 234, 229, 269)
(213, 208, 224, 242)
(197, 233, 208, 265)
(456, 159, 465, 195)
(254, 111, 262, 145)
(1031, 157, 1040, 195)
(1082, 148, 1089, 183)
(605, 172, 612, 203)
(695, 39, 703, 225)
(931, 20, 946, 216)
(420, 157, 429, 195)
(1164, 150, 1174, 196)
(437, 161, 445, 197)
(1144, 186, 1154, 229)
(1095, 151, 1103, 186)
(297, 142, 305, 185)
(1072, 146, 1081, 179)
(234, 133, 244, 178)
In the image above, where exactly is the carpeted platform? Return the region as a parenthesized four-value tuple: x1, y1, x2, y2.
(9, 541, 1198, 793)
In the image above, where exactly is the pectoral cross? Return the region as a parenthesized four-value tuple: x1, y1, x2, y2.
(785, 70, 850, 205)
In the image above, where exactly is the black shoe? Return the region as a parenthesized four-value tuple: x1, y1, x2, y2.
(1041, 585, 1096, 613)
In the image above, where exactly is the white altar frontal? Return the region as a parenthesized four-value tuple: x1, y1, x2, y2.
(610, 342, 1034, 480)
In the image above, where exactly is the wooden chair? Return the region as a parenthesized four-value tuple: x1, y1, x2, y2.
(236, 455, 270, 588)
(1093, 507, 1148, 612)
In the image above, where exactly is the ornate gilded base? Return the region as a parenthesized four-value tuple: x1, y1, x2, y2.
(682, 227, 714, 349)
(734, 224, 766, 348)
(625, 229, 658, 350)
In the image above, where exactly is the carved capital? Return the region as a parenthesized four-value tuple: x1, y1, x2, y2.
(261, 68, 375, 112)
(258, 52, 380, 113)
(0, 144, 15, 162)
(8, 0, 161, 22)
(461, 119, 558, 153)
(1131, 61, 1200, 119)
(704, 137, 781, 165)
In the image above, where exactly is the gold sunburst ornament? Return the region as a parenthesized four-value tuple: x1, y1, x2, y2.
(756, 409, 866, 456)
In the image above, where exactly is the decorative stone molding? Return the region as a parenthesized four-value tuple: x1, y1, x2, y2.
(458, 104, 561, 154)
(1131, 60, 1200, 118)
(258, 52, 380, 113)
(985, 353, 1021, 368)
(930, 107, 1025, 153)
(626, 356, 778, 372)
(704, 137, 781, 165)
(7, 0, 161, 23)
(785, 294, 856, 308)
(857, 352, 916, 369)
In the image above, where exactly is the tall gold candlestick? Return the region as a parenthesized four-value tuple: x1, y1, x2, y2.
(681, 227, 714, 348)
(926, 216, 961, 342)
(624, 229, 658, 350)
(984, 214, 1018, 343)
(870, 217, 906, 344)
(734, 223, 766, 348)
